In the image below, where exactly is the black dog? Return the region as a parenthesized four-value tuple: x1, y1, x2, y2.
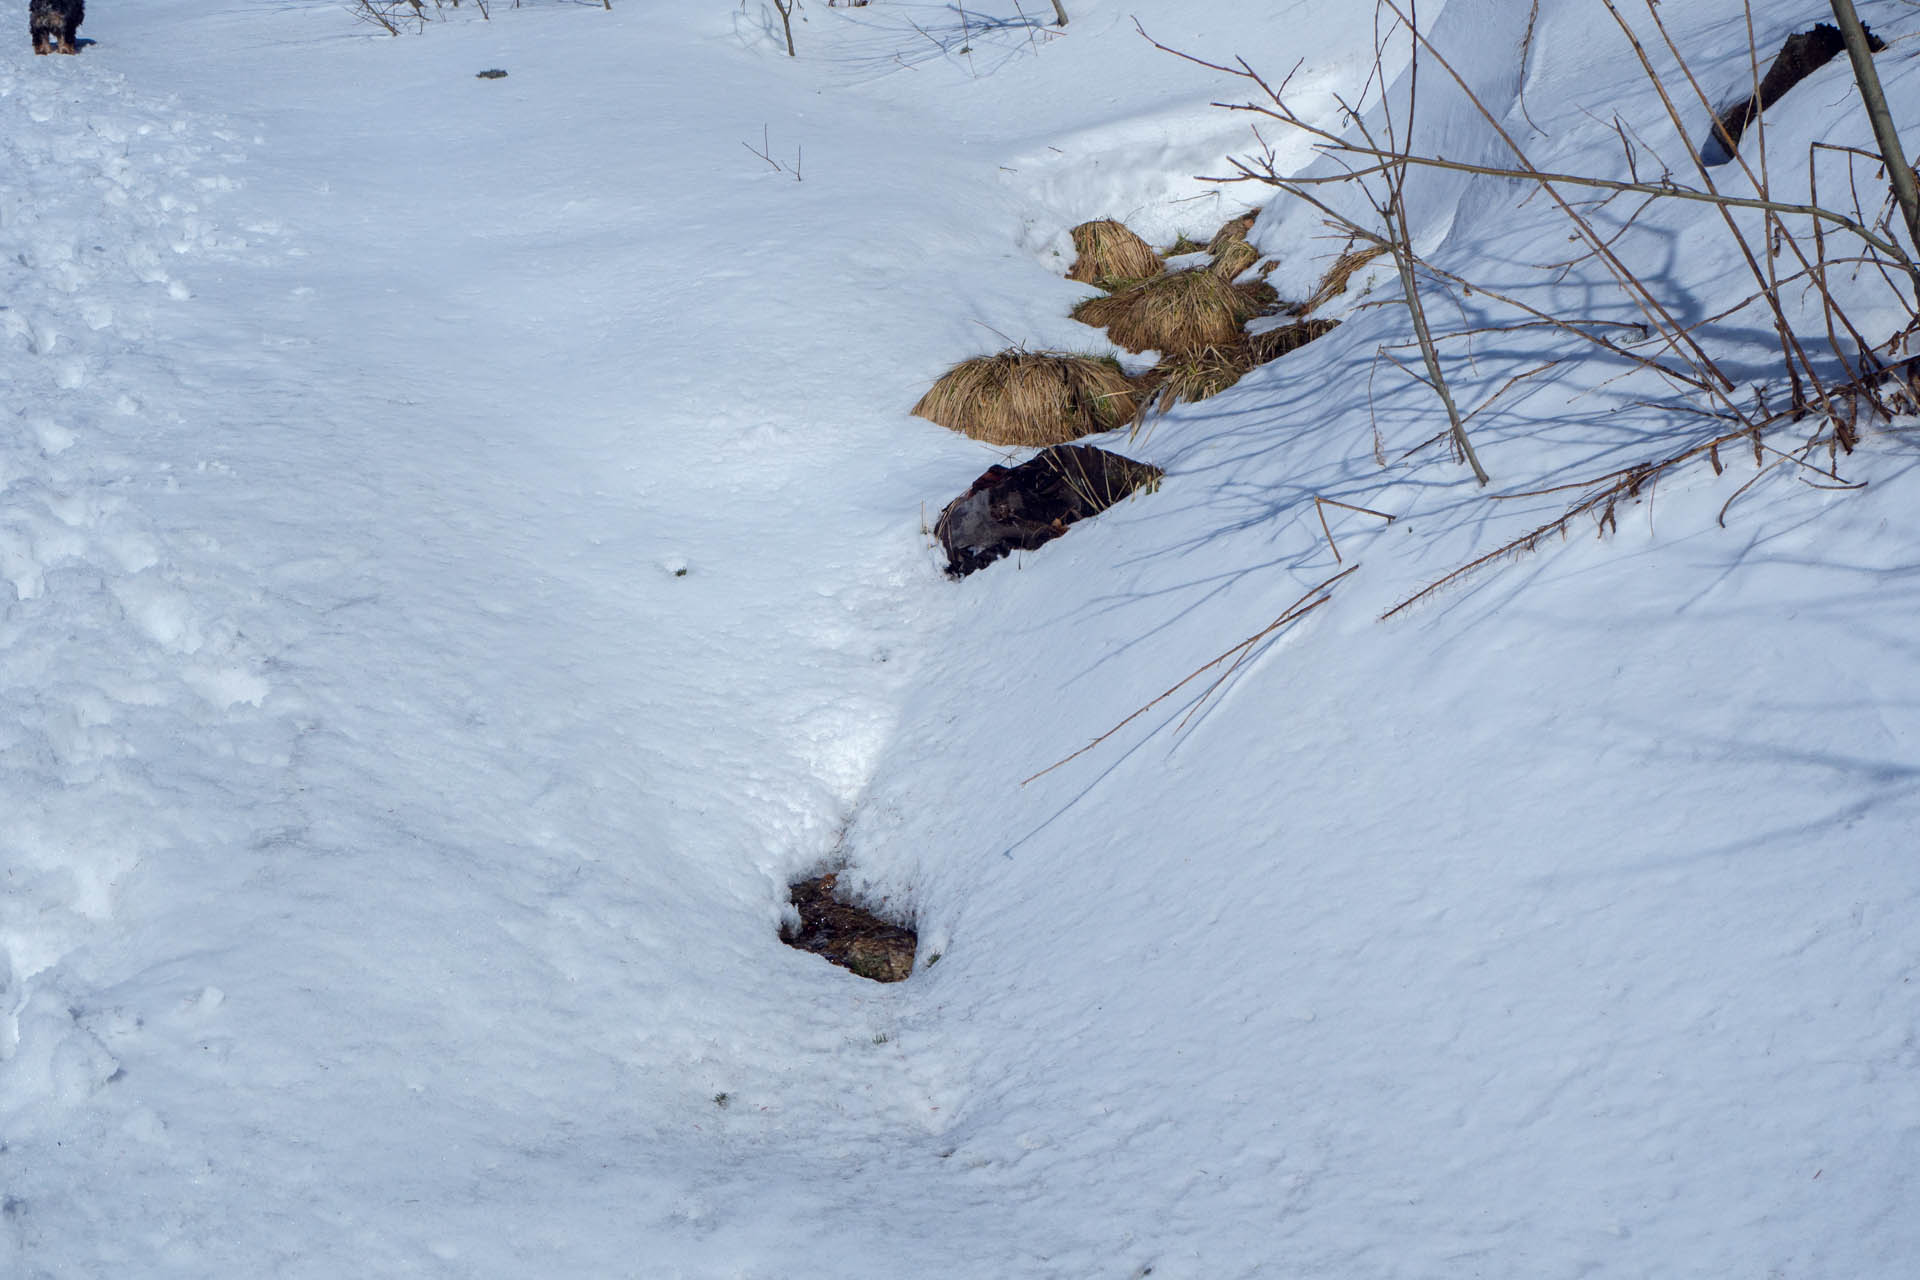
(30, 0, 83, 55)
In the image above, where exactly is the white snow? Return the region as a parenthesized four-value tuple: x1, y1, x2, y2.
(3, 1, 1917, 1276)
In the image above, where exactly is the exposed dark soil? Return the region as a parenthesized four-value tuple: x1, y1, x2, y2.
(782, 873, 918, 982)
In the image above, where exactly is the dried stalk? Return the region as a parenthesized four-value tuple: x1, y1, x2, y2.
(1315, 497, 1396, 562)
(1024, 567, 1357, 785)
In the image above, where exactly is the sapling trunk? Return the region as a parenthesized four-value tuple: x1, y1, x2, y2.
(1387, 201, 1489, 485)
(775, 0, 797, 56)
(1829, 0, 1920, 263)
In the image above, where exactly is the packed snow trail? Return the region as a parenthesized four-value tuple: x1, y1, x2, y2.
(2, 29, 279, 1066)
(1, 5, 973, 1273)
(6, 2, 1310, 1273)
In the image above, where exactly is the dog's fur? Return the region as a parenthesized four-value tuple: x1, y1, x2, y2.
(30, 0, 83, 55)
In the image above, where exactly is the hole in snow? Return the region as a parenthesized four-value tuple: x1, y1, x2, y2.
(787, 875, 921, 990)
(781, 873, 918, 983)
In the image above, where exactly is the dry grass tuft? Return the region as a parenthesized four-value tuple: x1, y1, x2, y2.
(1207, 212, 1259, 255)
(1251, 317, 1341, 362)
(1304, 243, 1389, 313)
(913, 350, 1142, 446)
(1073, 269, 1275, 356)
(1136, 318, 1342, 416)
(1066, 219, 1164, 289)
(1209, 236, 1261, 281)
(1141, 344, 1258, 410)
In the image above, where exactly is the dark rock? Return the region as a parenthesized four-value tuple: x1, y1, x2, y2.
(476, 69, 509, 79)
(782, 874, 917, 983)
(934, 444, 1163, 577)
(1707, 23, 1883, 163)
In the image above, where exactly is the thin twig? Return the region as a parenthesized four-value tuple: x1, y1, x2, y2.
(1023, 566, 1358, 785)
(1315, 496, 1397, 562)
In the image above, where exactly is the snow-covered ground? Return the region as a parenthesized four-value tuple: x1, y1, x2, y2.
(3, 1, 1916, 1275)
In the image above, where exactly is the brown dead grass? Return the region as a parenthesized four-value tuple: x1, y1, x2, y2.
(1066, 219, 1164, 289)
(1207, 212, 1258, 255)
(1140, 344, 1257, 411)
(1208, 236, 1261, 281)
(1304, 243, 1389, 314)
(1073, 269, 1276, 357)
(1137, 318, 1343, 415)
(1252, 317, 1341, 362)
(913, 350, 1142, 446)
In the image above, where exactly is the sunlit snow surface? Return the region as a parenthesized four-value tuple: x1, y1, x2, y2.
(3, 1, 1917, 1276)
